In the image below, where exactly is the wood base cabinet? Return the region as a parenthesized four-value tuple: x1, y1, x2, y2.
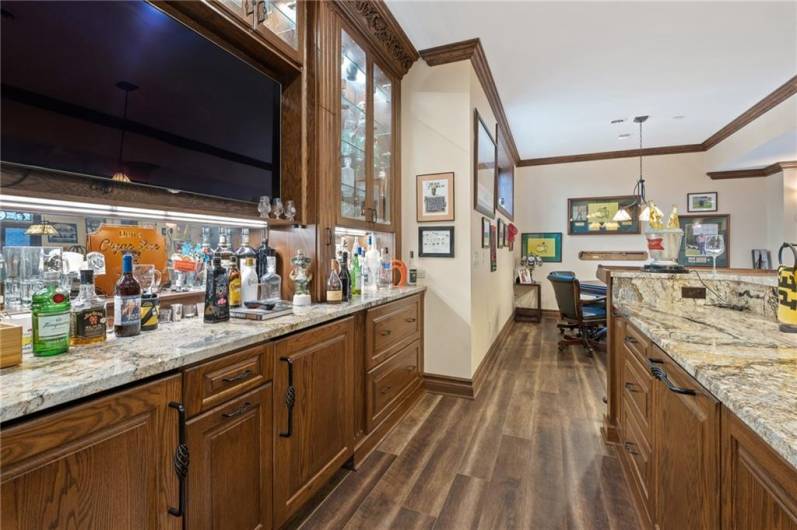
(273, 317, 355, 528)
(0, 375, 182, 530)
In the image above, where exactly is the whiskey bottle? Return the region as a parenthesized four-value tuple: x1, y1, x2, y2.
(339, 251, 352, 302)
(256, 227, 274, 279)
(326, 259, 343, 304)
(260, 256, 282, 303)
(236, 228, 257, 262)
(31, 271, 71, 356)
(214, 228, 234, 271)
(204, 256, 230, 323)
(70, 269, 107, 346)
(229, 255, 242, 308)
(114, 253, 141, 337)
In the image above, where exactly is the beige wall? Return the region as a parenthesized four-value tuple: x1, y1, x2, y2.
(515, 152, 770, 310)
(401, 59, 515, 379)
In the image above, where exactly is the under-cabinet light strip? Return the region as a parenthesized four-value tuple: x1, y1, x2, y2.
(0, 195, 269, 228)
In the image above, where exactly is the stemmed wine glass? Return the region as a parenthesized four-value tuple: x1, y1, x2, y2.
(704, 234, 725, 276)
(257, 196, 271, 219)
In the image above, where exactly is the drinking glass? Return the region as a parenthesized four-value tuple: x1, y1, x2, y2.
(2, 247, 62, 308)
(272, 198, 284, 219)
(257, 196, 271, 219)
(704, 235, 725, 275)
(285, 200, 297, 222)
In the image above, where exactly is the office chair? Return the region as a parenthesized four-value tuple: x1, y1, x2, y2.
(547, 271, 607, 355)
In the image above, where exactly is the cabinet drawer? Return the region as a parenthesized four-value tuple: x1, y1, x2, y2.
(184, 343, 274, 417)
(622, 346, 653, 441)
(366, 295, 421, 369)
(621, 405, 653, 523)
(366, 339, 421, 431)
(622, 321, 650, 366)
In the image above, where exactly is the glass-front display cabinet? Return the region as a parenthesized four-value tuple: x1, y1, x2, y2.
(212, 0, 302, 64)
(338, 28, 397, 231)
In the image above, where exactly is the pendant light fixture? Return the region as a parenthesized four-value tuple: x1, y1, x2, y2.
(112, 81, 138, 183)
(25, 219, 60, 237)
(612, 115, 661, 222)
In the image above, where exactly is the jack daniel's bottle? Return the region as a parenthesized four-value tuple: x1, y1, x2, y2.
(204, 257, 230, 323)
(70, 269, 107, 346)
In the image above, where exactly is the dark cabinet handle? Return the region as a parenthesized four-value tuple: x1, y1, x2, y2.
(650, 365, 696, 395)
(222, 401, 253, 418)
(256, 0, 267, 24)
(245, 0, 255, 15)
(405, 317, 416, 323)
(624, 441, 639, 456)
(222, 369, 253, 383)
(624, 336, 638, 345)
(167, 402, 189, 518)
(279, 357, 296, 438)
(624, 382, 641, 393)
(380, 329, 392, 336)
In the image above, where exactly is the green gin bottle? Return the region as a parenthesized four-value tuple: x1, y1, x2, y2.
(31, 271, 71, 356)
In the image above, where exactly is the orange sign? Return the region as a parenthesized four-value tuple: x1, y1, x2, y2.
(87, 224, 168, 295)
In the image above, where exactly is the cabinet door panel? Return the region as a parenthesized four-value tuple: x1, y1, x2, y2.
(186, 384, 273, 530)
(0, 375, 181, 530)
(273, 317, 354, 527)
(653, 355, 720, 530)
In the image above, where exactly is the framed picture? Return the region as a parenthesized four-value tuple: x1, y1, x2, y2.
(687, 192, 718, 213)
(678, 214, 730, 268)
(497, 219, 505, 248)
(751, 249, 771, 270)
(521, 232, 562, 262)
(489, 224, 497, 272)
(417, 172, 455, 222)
(518, 267, 532, 284)
(481, 217, 490, 248)
(502, 222, 508, 248)
(47, 222, 78, 244)
(473, 109, 496, 218)
(567, 195, 640, 235)
(418, 226, 455, 258)
(85, 217, 104, 234)
(496, 126, 514, 220)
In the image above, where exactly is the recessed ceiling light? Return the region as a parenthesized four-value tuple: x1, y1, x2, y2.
(618, 133, 631, 139)
(610, 119, 625, 124)
(673, 115, 686, 120)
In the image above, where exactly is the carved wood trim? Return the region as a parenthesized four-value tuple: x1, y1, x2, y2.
(707, 160, 797, 180)
(330, 0, 419, 78)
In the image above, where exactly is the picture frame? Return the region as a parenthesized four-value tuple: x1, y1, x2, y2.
(687, 192, 718, 213)
(417, 172, 455, 222)
(418, 226, 455, 258)
(47, 222, 78, 244)
(518, 267, 532, 285)
(473, 109, 496, 219)
(489, 224, 497, 272)
(481, 217, 490, 248)
(751, 249, 771, 270)
(678, 214, 731, 268)
(497, 219, 505, 248)
(496, 126, 514, 220)
(521, 232, 563, 263)
(567, 195, 640, 235)
(502, 221, 508, 248)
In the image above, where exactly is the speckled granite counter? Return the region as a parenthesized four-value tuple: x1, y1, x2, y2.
(0, 286, 425, 423)
(615, 301, 797, 469)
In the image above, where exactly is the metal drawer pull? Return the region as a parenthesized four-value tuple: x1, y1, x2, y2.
(405, 317, 416, 323)
(256, 0, 269, 24)
(624, 382, 641, 393)
(649, 365, 696, 395)
(222, 401, 253, 418)
(279, 357, 296, 438)
(380, 329, 392, 336)
(167, 402, 189, 518)
(624, 441, 639, 456)
(222, 369, 253, 383)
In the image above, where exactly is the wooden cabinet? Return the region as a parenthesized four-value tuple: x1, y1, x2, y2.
(365, 294, 421, 369)
(273, 317, 355, 527)
(186, 384, 273, 530)
(0, 375, 182, 530)
(651, 349, 720, 530)
(722, 408, 797, 530)
(366, 338, 421, 431)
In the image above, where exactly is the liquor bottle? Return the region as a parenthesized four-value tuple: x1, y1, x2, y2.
(379, 247, 392, 288)
(31, 271, 71, 356)
(339, 251, 352, 302)
(408, 250, 418, 286)
(363, 234, 380, 292)
(326, 259, 343, 303)
(240, 256, 258, 303)
(350, 250, 362, 296)
(256, 227, 274, 279)
(204, 256, 230, 323)
(229, 255, 241, 308)
(214, 228, 234, 271)
(70, 269, 107, 346)
(236, 228, 257, 261)
(260, 256, 282, 303)
(114, 253, 141, 337)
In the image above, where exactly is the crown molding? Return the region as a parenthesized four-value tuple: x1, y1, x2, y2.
(331, 0, 419, 78)
(517, 144, 704, 167)
(419, 38, 520, 164)
(707, 160, 797, 180)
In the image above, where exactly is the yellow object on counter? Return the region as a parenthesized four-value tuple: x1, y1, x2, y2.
(777, 243, 797, 333)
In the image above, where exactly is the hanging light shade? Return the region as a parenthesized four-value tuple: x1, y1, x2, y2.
(111, 171, 131, 183)
(612, 207, 632, 222)
(25, 221, 60, 237)
(639, 203, 662, 222)
(612, 115, 655, 222)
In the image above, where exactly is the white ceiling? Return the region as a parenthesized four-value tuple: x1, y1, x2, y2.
(387, 1, 797, 160)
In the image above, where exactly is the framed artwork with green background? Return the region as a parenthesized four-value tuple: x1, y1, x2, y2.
(678, 214, 730, 268)
(567, 195, 640, 235)
(522, 232, 562, 262)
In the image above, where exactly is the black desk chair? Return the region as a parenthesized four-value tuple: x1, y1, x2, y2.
(547, 271, 607, 355)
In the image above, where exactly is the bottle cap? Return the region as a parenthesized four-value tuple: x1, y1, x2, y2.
(79, 269, 94, 284)
(122, 253, 134, 273)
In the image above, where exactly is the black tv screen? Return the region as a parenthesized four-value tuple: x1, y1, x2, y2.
(1, 1, 280, 203)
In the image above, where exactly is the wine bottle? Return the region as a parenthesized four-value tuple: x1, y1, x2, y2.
(114, 253, 142, 337)
(326, 259, 343, 304)
(339, 251, 351, 302)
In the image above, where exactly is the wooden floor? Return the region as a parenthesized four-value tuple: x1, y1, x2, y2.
(293, 320, 641, 530)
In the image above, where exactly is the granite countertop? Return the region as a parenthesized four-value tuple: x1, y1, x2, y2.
(0, 286, 425, 423)
(616, 301, 797, 469)
(612, 269, 777, 288)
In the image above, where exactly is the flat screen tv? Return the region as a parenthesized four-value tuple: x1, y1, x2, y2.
(1, 1, 280, 204)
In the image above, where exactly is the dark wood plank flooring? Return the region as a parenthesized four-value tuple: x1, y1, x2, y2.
(294, 320, 641, 530)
